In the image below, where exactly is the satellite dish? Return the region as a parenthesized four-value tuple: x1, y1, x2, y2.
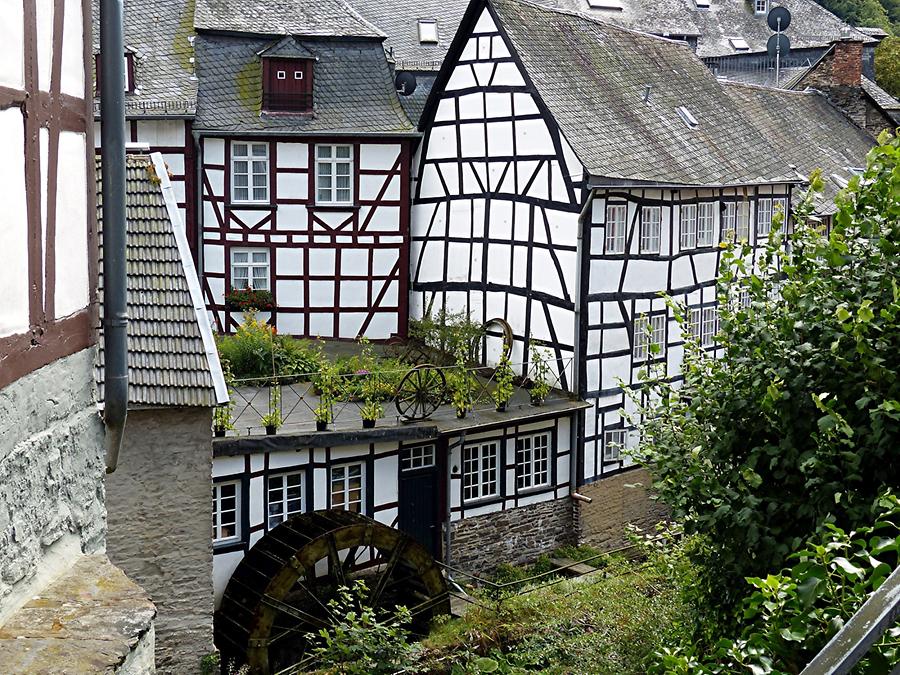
(395, 71, 417, 96)
(767, 6, 791, 31)
(767, 33, 790, 58)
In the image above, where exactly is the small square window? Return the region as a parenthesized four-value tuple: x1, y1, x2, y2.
(603, 429, 626, 462)
(418, 20, 439, 44)
(401, 444, 436, 471)
(755, 0, 768, 14)
(231, 247, 270, 291)
(294, 70, 303, 80)
(276, 70, 286, 80)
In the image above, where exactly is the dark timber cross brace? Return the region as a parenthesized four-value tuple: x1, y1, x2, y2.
(215, 510, 450, 673)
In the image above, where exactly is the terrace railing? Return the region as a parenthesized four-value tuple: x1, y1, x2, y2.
(217, 359, 575, 436)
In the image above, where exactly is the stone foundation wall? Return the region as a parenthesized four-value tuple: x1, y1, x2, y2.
(576, 467, 669, 550)
(450, 497, 575, 574)
(0, 347, 106, 620)
(106, 407, 215, 674)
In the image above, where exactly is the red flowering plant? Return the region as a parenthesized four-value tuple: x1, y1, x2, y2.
(225, 287, 276, 312)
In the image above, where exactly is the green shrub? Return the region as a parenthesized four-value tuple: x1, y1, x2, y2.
(216, 312, 324, 380)
(410, 308, 485, 364)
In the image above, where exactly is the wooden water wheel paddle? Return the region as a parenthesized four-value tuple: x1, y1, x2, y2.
(394, 364, 446, 421)
(215, 510, 449, 674)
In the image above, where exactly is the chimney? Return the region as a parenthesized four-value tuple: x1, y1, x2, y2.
(830, 38, 863, 87)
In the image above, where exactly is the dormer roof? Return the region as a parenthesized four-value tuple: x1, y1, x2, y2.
(258, 36, 318, 60)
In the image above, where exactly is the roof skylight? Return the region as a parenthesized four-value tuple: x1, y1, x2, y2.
(676, 105, 699, 129)
(587, 0, 624, 10)
(418, 19, 438, 43)
(729, 37, 750, 50)
(695, 0, 710, 8)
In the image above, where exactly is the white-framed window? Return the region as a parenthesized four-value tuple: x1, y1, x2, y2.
(401, 444, 436, 471)
(680, 204, 697, 249)
(515, 433, 550, 490)
(700, 307, 717, 346)
(294, 71, 304, 80)
(213, 481, 241, 544)
(462, 442, 499, 502)
(755, 0, 768, 13)
(603, 429, 626, 462)
(736, 201, 750, 241)
(276, 70, 286, 80)
(605, 204, 627, 253)
(640, 206, 661, 253)
(231, 248, 270, 291)
(729, 37, 750, 51)
(634, 313, 666, 361)
(697, 202, 715, 246)
(267, 472, 303, 529)
(231, 141, 269, 203)
(331, 463, 364, 513)
(757, 198, 773, 236)
(773, 198, 788, 227)
(687, 307, 701, 341)
(316, 144, 353, 204)
(418, 19, 439, 43)
(722, 202, 736, 241)
(737, 289, 751, 309)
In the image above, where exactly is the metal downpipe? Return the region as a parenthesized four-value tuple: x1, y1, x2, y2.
(100, 0, 128, 473)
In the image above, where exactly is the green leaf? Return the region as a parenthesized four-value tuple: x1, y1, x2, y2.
(833, 557, 865, 577)
(796, 575, 823, 608)
(474, 657, 499, 673)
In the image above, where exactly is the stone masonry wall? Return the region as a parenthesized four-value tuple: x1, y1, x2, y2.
(0, 347, 106, 616)
(576, 467, 669, 550)
(450, 497, 575, 574)
(106, 407, 215, 674)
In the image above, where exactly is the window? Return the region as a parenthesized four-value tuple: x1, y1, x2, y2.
(231, 248, 269, 291)
(736, 201, 750, 241)
(698, 202, 715, 246)
(232, 142, 269, 202)
(603, 429, 625, 462)
(267, 472, 303, 529)
(515, 433, 550, 490)
(587, 0, 624, 9)
(213, 481, 240, 544)
(722, 202, 736, 241)
(401, 444, 436, 471)
(294, 71, 304, 80)
(605, 204, 627, 253)
(640, 206, 661, 253)
(331, 463, 364, 513)
(463, 442, 499, 502)
(695, 0, 710, 7)
(634, 313, 666, 361)
(680, 204, 697, 249)
(757, 198, 773, 236)
(755, 0, 768, 13)
(262, 58, 313, 113)
(316, 145, 353, 204)
(700, 307, 717, 346)
(276, 70, 286, 80)
(729, 37, 750, 50)
(418, 19, 439, 43)
(676, 106, 699, 129)
(774, 198, 788, 227)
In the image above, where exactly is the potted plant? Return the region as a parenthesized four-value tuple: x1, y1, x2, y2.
(314, 364, 336, 431)
(260, 381, 282, 434)
(492, 348, 515, 412)
(447, 347, 474, 419)
(224, 287, 276, 312)
(529, 342, 551, 406)
(213, 360, 236, 436)
(360, 399, 383, 429)
(314, 401, 332, 431)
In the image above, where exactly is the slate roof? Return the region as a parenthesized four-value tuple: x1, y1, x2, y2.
(546, 0, 871, 58)
(91, 0, 197, 117)
(722, 82, 875, 213)
(194, 0, 384, 38)
(193, 34, 416, 134)
(96, 154, 226, 408)
(398, 72, 438, 125)
(478, 0, 799, 186)
(350, 0, 469, 71)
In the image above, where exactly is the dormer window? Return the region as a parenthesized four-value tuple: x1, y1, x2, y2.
(418, 20, 438, 44)
(94, 53, 135, 95)
(588, 0, 624, 9)
(695, 0, 710, 7)
(729, 37, 750, 50)
(262, 57, 313, 113)
(754, 0, 768, 13)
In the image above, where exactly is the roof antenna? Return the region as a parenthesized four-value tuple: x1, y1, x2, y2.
(642, 84, 652, 103)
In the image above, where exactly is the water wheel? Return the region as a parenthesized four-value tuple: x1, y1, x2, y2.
(395, 364, 446, 421)
(215, 510, 449, 674)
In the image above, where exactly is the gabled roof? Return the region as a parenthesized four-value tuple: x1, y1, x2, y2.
(722, 82, 875, 213)
(550, 0, 871, 58)
(96, 154, 227, 408)
(258, 36, 318, 60)
(194, 0, 385, 38)
(438, 0, 798, 186)
(194, 34, 415, 134)
(350, 0, 470, 71)
(91, 0, 197, 117)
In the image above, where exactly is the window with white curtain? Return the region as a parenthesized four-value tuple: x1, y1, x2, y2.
(316, 144, 353, 204)
(605, 204, 627, 253)
(231, 141, 269, 202)
(230, 248, 269, 291)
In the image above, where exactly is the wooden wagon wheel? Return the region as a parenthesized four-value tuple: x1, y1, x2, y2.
(394, 364, 446, 421)
(215, 510, 449, 674)
(483, 317, 514, 359)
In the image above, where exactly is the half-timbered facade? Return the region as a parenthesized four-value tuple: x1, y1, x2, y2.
(192, 0, 418, 340)
(411, 0, 872, 486)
